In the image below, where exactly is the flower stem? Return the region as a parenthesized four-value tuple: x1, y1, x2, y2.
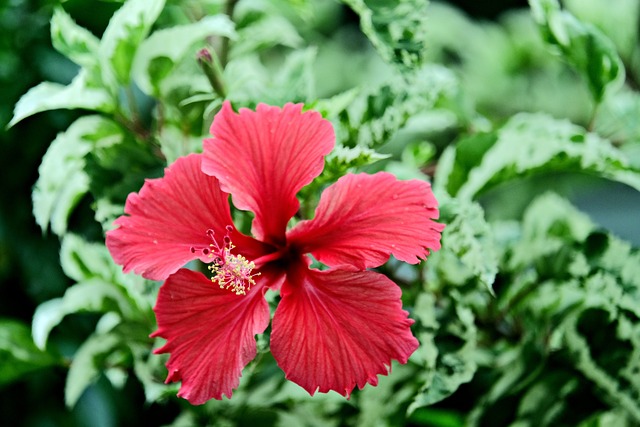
(197, 48, 227, 98)
(220, 0, 239, 67)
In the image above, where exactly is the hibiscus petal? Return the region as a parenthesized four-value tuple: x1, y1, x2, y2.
(255, 262, 287, 292)
(202, 101, 335, 245)
(270, 264, 419, 397)
(151, 268, 270, 404)
(106, 154, 267, 281)
(287, 172, 445, 270)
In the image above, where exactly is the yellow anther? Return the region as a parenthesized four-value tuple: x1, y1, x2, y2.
(208, 248, 260, 295)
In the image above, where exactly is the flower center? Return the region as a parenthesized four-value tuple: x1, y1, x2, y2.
(192, 226, 260, 295)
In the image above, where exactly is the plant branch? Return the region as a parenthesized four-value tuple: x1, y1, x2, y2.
(197, 48, 227, 98)
(220, 0, 239, 67)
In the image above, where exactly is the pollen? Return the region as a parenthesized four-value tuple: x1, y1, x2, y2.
(200, 227, 260, 295)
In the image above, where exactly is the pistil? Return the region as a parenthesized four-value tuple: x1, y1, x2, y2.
(192, 226, 260, 295)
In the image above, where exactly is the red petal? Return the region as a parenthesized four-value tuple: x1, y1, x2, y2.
(151, 269, 270, 404)
(287, 172, 444, 270)
(255, 262, 287, 292)
(270, 263, 419, 397)
(106, 154, 267, 281)
(202, 101, 335, 245)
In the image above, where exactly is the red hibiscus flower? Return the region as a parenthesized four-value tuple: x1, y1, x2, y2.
(106, 101, 444, 404)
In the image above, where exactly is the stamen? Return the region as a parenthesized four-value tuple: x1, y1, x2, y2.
(200, 226, 260, 295)
(191, 229, 222, 258)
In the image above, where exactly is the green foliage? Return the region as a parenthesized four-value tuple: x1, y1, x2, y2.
(8, 74, 115, 127)
(60, 233, 121, 284)
(530, 0, 624, 103)
(385, 141, 436, 181)
(421, 3, 594, 123)
(0, 319, 58, 386)
(8, 3, 134, 127)
(84, 125, 165, 231)
(467, 193, 640, 425)
(563, 0, 640, 64)
(308, 65, 456, 193)
(6, 0, 640, 425)
(231, 3, 303, 57)
(225, 47, 318, 107)
(33, 233, 151, 349)
(430, 196, 498, 292)
(407, 197, 497, 412)
(343, 0, 430, 68)
(32, 280, 132, 350)
(98, 0, 166, 88)
(435, 113, 640, 199)
(132, 14, 235, 97)
(64, 332, 124, 407)
(50, 7, 101, 69)
(32, 116, 100, 235)
(331, 66, 457, 150)
(263, 47, 318, 104)
(594, 90, 640, 167)
(410, 292, 479, 411)
(9, 0, 167, 127)
(32, 232, 156, 407)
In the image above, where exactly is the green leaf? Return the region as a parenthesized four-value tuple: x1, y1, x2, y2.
(401, 141, 436, 168)
(268, 47, 317, 104)
(408, 408, 465, 427)
(467, 346, 559, 426)
(50, 7, 100, 69)
(514, 372, 579, 426)
(506, 192, 593, 271)
(225, 48, 318, 107)
(0, 319, 58, 386)
(563, 0, 640, 62)
(594, 90, 640, 147)
(300, 66, 456, 209)
(130, 342, 175, 403)
(32, 118, 92, 235)
(59, 234, 119, 283)
(428, 196, 498, 292)
(156, 124, 205, 165)
(32, 280, 135, 350)
(578, 409, 636, 427)
(274, 395, 342, 427)
(409, 292, 479, 412)
(94, 198, 128, 233)
(563, 307, 640, 422)
(435, 113, 640, 199)
(132, 14, 235, 96)
(355, 364, 416, 426)
(589, 235, 640, 294)
(32, 116, 123, 235)
(99, 0, 166, 87)
(311, 88, 360, 120)
(529, 0, 624, 102)
(343, 0, 430, 68)
(231, 14, 302, 58)
(9, 70, 114, 127)
(322, 145, 390, 178)
(421, 4, 594, 124)
(65, 332, 123, 407)
(59, 234, 154, 319)
(332, 66, 457, 150)
(314, 66, 456, 182)
(84, 124, 164, 231)
(484, 193, 640, 424)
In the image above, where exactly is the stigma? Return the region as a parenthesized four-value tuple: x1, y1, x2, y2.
(192, 226, 260, 295)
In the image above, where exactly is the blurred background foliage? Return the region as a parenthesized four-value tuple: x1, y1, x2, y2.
(1, 0, 639, 426)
